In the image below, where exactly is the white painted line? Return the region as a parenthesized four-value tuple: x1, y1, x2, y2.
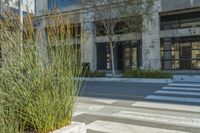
(73, 112, 84, 117)
(132, 101, 200, 113)
(163, 87, 200, 91)
(169, 83, 200, 87)
(87, 120, 188, 133)
(92, 99, 117, 104)
(76, 103, 104, 112)
(113, 111, 200, 128)
(155, 90, 200, 96)
(146, 95, 200, 103)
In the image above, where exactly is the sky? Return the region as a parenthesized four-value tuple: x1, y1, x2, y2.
(3, 0, 35, 13)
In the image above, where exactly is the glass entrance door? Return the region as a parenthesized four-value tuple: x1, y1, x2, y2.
(131, 48, 137, 69)
(124, 47, 137, 70)
(180, 43, 191, 69)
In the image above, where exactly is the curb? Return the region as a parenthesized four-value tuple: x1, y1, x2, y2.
(79, 77, 172, 83)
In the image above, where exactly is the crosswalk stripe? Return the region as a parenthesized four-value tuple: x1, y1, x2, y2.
(163, 86, 200, 91)
(155, 90, 200, 96)
(73, 112, 84, 117)
(76, 103, 105, 112)
(92, 99, 117, 104)
(169, 83, 200, 87)
(87, 120, 188, 133)
(132, 101, 200, 113)
(112, 111, 200, 128)
(146, 95, 200, 103)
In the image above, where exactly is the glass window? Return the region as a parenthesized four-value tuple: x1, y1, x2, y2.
(192, 50, 200, 59)
(192, 60, 200, 69)
(161, 21, 179, 30)
(58, 0, 70, 9)
(161, 37, 200, 70)
(172, 51, 179, 59)
(172, 43, 179, 50)
(180, 18, 200, 28)
(106, 44, 111, 70)
(48, 0, 56, 11)
(72, 0, 80, 4)
(192, 42, 200, 49)
(172, 60, 179, 69)
(161, 11, 200, 30)
(48, 0, 80, 10)
(96, 22, 107, 36)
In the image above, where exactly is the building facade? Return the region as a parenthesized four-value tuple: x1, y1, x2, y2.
(35, 0, 200, 73)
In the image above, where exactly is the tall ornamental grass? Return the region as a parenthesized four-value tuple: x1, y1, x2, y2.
(0, 9, 83, 132)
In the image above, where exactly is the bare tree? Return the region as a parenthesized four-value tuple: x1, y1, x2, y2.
(81, 0, 154, 77)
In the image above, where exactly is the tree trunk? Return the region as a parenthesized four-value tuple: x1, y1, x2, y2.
(109, 41, 116, 77)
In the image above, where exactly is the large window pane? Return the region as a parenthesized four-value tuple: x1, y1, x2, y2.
(161, 37, 200, 70)
(172, 60, 179, 70)
(48, 0, 55, 11)
(192, 50, 200, 59)
(72, 0, 80, 4)
(192, 42, 200, 49)
(192, 60, 200, 69)
(172, 42, 179, 50)
(180, 18, 200, 28)
(161, 11, 200, 30)
(48, 0, 80, 10)
(172, 50, 179, 60)
(161, 21, 179, 30)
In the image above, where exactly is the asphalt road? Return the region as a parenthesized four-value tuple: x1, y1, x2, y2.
(79, 81, 166, 100)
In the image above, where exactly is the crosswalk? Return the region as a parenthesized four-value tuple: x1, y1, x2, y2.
(145, 82, 200, 105)
(75, 96, 200, 133)
(74, 82, 200, 133)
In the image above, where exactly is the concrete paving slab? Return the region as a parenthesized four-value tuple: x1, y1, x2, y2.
(87, 120, 188, 133)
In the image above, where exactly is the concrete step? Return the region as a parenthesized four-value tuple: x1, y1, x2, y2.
(173, 75, 200, 83)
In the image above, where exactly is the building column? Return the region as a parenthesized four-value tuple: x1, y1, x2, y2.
(81, 12, 96, 71)
(142, 0, 161, 70)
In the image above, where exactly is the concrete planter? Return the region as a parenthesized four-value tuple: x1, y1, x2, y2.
(52, 122, 86, 133)
(173, 75, 200, 83)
